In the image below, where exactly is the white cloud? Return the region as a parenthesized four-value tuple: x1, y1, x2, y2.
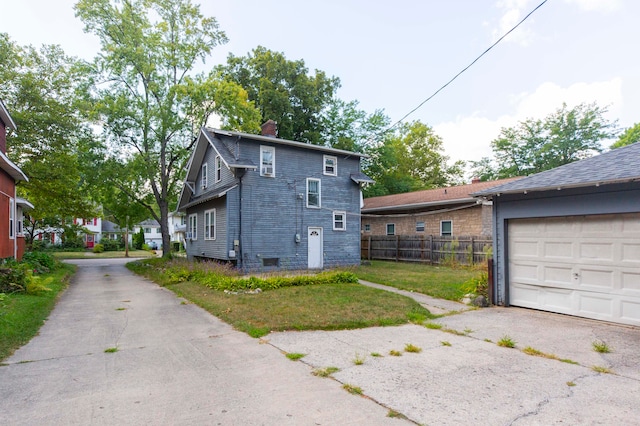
(435, 78, 623, 166)
(563, 0, 622, 12)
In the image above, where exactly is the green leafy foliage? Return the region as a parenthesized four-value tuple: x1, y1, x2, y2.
(610, 122, 640, 149)
(92, 244, 104, 253)
(471, 102, 618, 179)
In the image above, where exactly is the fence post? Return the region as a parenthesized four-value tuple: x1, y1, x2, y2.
(395, 235, 400, 262)
(470, 236, 475, 265)
(368, 235, 372, 260)
(428, 235, 433, 264)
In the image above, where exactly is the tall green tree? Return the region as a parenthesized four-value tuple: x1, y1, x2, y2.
(75, 0, 260, 255)
(321, 99, 390, 152)
(364, 121, 464, 197)
(216, 46, 341, 144)
(610, 122, 640, 149)
(483, 102, 617, 178)
(0, 33, 99, 242)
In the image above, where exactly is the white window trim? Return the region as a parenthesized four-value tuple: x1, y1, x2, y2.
(260, 145, 275, 177)
(306, 178, 321, 208)
(364, 224, 371, 232)
(215, 155, 222, 183)
(189, 213, 198, 240)
(9, 198, 14, 240)
(201, 163, 208, 189)
(333, 211, 346, 231)
(204, 209, 216, 240)
(416, 221, 425, 232)
(440, 220, 453, 236)
(323, 155, 337, 176)
(386, 223, 395, 236)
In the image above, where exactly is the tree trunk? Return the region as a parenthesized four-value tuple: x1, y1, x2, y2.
(159, 200, 171, 258)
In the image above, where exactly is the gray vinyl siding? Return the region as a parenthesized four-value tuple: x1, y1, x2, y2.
(184, 133, 364, 271)
(491, 182, 640, 305)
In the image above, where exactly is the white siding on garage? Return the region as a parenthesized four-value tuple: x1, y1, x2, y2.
(508, 213, 640, 326)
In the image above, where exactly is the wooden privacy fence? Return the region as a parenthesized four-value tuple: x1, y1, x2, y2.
(361, 235, 492, 265)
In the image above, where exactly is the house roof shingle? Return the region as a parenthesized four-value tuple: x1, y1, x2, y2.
(473, 142, 640, 197)
(362, 177, 522, 212)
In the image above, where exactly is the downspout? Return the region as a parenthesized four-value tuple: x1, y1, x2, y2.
(236, 169, 246, 270)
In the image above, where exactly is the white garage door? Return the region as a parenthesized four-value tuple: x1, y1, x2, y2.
(508, 213, 640, 326)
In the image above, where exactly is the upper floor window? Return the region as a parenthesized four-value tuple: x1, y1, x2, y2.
(260, 145, 275, 177)
(306, 178, 321, 208)
(188, 214, 197, 240)
(441, 220, 452, 236)
(323, 155, 337, 176)
(144, 228, 151, 234)
(333, 211, 346, 231)
(416, 221, 425, 232)
(215, 155, 222, 182)
(204, 209, 216, 240)
(201, 163, 208, 189)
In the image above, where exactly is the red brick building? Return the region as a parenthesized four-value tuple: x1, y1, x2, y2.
(0, 100, 30, 260)
(361, 178, 521, 237)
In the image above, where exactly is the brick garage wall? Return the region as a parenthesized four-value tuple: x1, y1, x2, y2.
(362, 204, 492, 237)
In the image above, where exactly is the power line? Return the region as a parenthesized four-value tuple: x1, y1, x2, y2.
(383, 0, 550, 135)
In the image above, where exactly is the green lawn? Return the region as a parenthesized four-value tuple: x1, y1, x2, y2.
(351, 260, 483, 301)
(0, 264, 76, 361)
(128, 258, 433, 337)
(52, 250, 157, 259)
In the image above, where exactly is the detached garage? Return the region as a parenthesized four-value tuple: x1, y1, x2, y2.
(474, 143, 640, 326)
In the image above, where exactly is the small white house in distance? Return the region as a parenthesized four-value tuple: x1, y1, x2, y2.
(168, 211, 186, 245)
(133, 219, 162, 249)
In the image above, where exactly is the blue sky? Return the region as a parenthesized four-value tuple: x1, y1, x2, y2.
(3, 0, 638, 170)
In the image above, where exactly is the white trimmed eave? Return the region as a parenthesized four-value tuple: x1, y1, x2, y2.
(0, 150, 28, 182)
(0, 101, 17, 131)
(474, 177, 640, 199)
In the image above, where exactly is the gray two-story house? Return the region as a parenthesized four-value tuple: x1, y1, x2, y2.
(177, 120, 373, 271)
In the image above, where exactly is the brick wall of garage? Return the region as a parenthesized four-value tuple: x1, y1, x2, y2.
(362, 204, 492, 237)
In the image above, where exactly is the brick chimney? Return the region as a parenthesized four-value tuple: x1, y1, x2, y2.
(471, 177, 482, 184)
(261, 119, 277, 137)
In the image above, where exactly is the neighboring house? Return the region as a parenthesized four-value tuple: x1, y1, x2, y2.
(102, 219, 131, 245)
(168, 211, 186, 244)
(177, 120, 372, 271)
(0, 100, 31, 260)
(361, 177, 520, 237)
(74, 217, 102, 248)
(133, 219, 162, 249)
(474, 143, 640, 327)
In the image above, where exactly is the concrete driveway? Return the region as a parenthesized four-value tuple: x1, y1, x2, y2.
(0, 259, 402, 425)
(1, 259, 639, 425)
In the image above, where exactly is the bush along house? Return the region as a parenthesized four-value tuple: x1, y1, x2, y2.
(177, 120, 373, 271)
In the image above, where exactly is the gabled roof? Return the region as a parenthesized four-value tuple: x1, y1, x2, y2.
(362, 177, 521, 213)
(178, 126, 370, 211)
(137, 219, 160, 227)
(473, 142, 640, 197)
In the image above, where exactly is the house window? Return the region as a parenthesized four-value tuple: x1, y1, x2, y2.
(17, 216, 23, 235)
(386, 223, 395, 236)
(364, 224, 371, 232)
(188, 214, 197, 240)
(260, 145, 275, 177)
(9, 198, 14, 239)
(215, 155, 222, 182)
(181, 216, 186, 225)
(333, 211, 346, 231)
(201, 163, 208, 189)
(306, 178, 321, 208)
(416, 221, 425, 232)
(144, 228, 151, 234)
(323, 155, 337, 176)
(441, 220, 453, 236)
(204, 209, 216, 240)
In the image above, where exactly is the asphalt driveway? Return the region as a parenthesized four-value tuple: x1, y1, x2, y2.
(1, 258, 639, 425)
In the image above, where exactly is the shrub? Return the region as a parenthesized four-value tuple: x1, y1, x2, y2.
(133, 228, 145, 250)
(22, 251, 57, 273)
(92, 244, 104, 253)
(100, 238, 122, 251)
(462, 272, 488, 298)
(0, 261, 28, 293)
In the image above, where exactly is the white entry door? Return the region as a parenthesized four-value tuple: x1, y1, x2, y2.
(308, 227, 323, 269)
